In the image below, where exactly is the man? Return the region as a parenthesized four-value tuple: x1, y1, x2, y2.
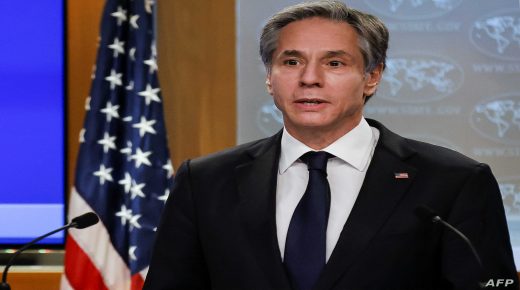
(144, 1, 518, 289)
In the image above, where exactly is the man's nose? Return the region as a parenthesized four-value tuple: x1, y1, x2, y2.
(299, 62, 323, 88)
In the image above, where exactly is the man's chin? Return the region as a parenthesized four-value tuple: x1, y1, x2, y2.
(284, 121, 334, 135)
(286, 120, 327, 129)
(284, 116, 362, 137)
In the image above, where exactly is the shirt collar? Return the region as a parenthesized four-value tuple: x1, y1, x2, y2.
(279, 117, 376, 173)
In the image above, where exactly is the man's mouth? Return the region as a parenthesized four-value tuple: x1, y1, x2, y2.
(296, 98, 326, 105)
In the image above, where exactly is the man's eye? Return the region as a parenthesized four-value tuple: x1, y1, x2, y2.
(284, 59, 299, 66)
(329, 61, 343, 67)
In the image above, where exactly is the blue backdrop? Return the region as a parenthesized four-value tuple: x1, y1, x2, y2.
(0, 0, 65, 244)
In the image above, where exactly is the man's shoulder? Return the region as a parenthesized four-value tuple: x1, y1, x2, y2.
(369, 118, 482, 170)
(403, 137, 480, 169)
(188, 132, 281, 172)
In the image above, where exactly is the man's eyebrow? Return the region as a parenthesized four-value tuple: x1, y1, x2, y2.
(278, 50, 354, 59)
(279, 50, 303, 57)
(324, 50, 352, 59)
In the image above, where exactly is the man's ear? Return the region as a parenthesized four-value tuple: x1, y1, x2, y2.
(266, 74, 273, 95)
(363, 63, 384, 97)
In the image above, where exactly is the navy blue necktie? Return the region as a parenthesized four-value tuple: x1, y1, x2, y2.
(284, 151, 332, 290)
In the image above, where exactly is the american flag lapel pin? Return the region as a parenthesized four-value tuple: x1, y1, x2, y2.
(394, 172, 409, 179)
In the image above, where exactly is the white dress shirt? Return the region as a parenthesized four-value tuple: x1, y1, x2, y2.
(276, 117, 380, 261)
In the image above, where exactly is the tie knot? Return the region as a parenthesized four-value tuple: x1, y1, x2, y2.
(300, 151, 332, 172)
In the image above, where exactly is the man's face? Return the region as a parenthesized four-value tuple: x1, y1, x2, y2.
(266, 17, 382, 142)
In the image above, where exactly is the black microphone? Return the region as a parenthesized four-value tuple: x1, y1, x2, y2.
(414, 205, 483, 270)
(0, 212, 99, 290)
(70, 212, 99, 229)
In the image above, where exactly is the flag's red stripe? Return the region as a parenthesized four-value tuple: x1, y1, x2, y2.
(131, 273, 144, 290)
(64, 235, 109, 290)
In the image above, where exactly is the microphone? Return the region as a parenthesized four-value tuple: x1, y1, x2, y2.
(414, 205, 483, 270)
(70, 212, 99, 229)
(0, 212, 99, 290)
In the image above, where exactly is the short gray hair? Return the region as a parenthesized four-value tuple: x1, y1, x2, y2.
(260, 0, 389, 75)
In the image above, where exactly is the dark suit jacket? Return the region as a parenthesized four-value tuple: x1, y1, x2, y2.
(144, 119, 518, 290)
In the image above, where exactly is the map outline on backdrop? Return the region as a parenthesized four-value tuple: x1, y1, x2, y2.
(362, 0, 464, 21)
(469, 8, 520, 62)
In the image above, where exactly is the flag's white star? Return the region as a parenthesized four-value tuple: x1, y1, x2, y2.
(153, 227, 157, 232)
(144, 57, 158, 74)
(91, 64, 97, 79)
(151, 42, 157, 57)
(85, 96, 91, 111)
(108, 37, 125, 58)
(130, 14, 140, 29)
(93, 164, 113, 185)
(129, 246, 138, 260)
(100, 101, 120, 122)
(118, 172, 132, 193)
(111, 6, 127, 26)
(138, 84, 161, 105)
(162, 159, 174, 178)
(129, 214, 142, 230)
(126, 80, 134, 91)
(97, 132, 117, 153)
(123, 116, 133, 122)
(115, 204, 132, 225)
(145, 0, 155, 14)
(158, 189, 169, 204)
(120, 141, 133, 160)
(105, 69, 123, 90)
(129, 47, 136, 61)
(132, 116, 157, 137)
(130, 148, 152, 168)
(79, 128, 86, 143)
(130, 180, 146, 199)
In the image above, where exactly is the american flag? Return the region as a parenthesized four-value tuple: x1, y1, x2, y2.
(61, 0, 172, 289)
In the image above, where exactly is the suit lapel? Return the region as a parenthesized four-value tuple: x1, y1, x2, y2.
(235, 132, 292, 289)
(314, 120, 418, 290)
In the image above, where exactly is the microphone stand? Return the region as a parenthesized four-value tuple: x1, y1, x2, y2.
(430, 215, 483, 269)
(0, 224, 72, 290)
(0, 211, 100, 290)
